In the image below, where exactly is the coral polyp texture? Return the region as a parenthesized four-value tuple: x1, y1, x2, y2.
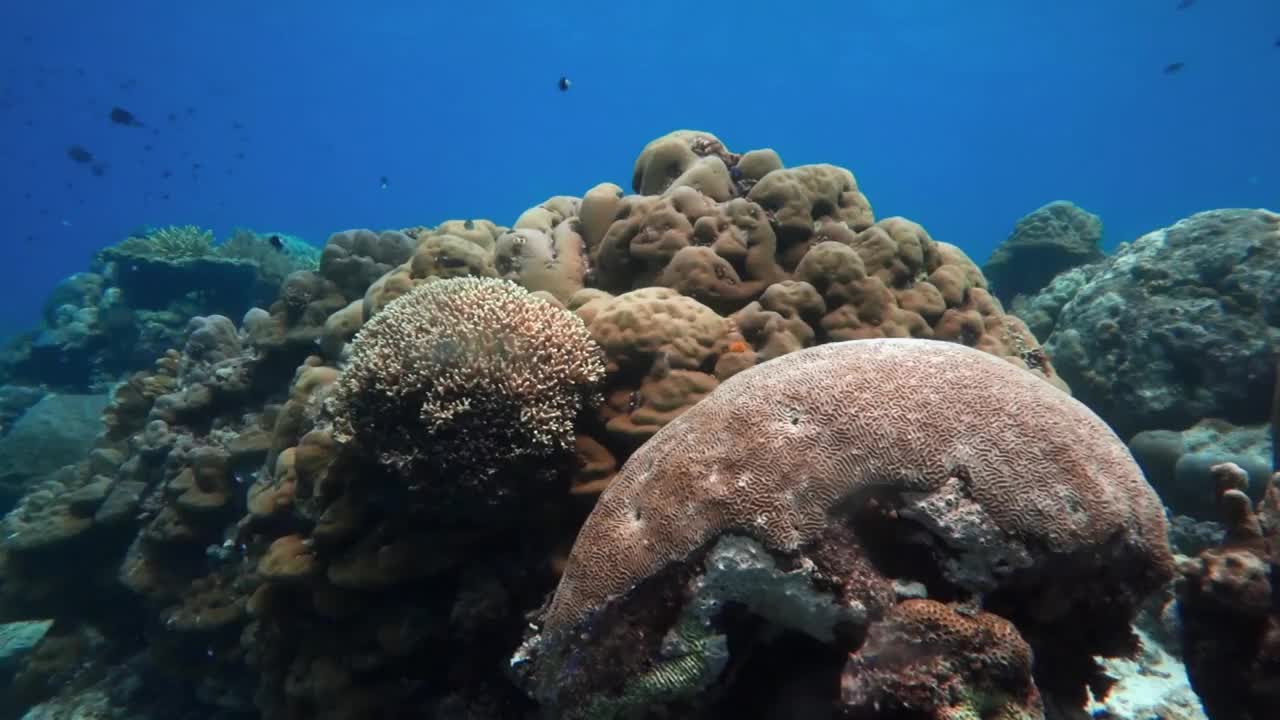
(523, 339, 1173, 718)
(327, 276, 605, 489)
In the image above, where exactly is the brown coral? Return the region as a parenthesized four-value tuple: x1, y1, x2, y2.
(841, 599, 1044, 720)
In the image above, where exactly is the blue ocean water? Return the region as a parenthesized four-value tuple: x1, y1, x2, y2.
(1, 0, 1276, 338)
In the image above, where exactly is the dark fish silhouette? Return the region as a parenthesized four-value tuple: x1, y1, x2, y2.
(1176, 0, 1194, 8)
(90, 162, 107, 176)
(1163, 62, 1185, 74)
(109, 107, 144, 127)
(379, 175, 389, 190)
(1275, 37, 1280, 48)
(558, 75, 571, 91)
(268, 234, 284, 251)
(67, 145, 94, 164)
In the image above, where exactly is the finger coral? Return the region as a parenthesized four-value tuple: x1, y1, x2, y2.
(327, 276, 606, 489)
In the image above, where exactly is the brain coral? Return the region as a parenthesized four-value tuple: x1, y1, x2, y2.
(327, 277, 605, 486)
(528, 338, 1172, 716)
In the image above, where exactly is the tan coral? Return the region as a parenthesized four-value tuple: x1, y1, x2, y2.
(584, 287, 726, 374)
(578, 183, 625, 255)
(632, 130, 738, 196)
(747, 164, 875, 267)
(494, 224, 587, 303)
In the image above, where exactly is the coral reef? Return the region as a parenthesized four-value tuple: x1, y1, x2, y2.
(521, 339, 1172, 718)
(0, 128, 1203, 720)
(984, 201, 1104, 306)
(1027, 208, 1280, 440)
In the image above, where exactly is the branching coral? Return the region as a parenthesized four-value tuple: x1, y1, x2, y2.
(107, 225, 215, 260)
(327, 277, 606, 488)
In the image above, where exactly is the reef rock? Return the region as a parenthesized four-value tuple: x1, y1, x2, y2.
(1029, 208, 1280, 440)
(984, 200, 1104, 306)
(0, 393, 108, 506)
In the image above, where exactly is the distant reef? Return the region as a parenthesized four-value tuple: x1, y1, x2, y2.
(0, 129, 1273, 720)
(0, 226, 318, 393)
(983, 200, 1105, 306)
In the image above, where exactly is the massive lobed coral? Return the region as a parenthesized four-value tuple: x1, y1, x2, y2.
(521, 339, 1173, 718)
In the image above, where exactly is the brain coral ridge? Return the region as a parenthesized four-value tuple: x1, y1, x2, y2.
(544, 338, 1173, 634)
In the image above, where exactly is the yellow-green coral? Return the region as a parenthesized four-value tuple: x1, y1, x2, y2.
(110, 225, 215, 260)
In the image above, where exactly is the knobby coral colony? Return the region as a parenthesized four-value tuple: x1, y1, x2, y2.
(0, 129, 1186, 720)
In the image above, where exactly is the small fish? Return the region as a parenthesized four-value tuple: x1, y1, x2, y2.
(268, 234, 284, 251)
(1176, 0, 1194, 9)
(1275, 37, 1280, 48)
(1163, 62, 1185, 74)
(90, 162, 107, 176)
(60, 219, 72, 227)
(66, 145, 94, 163)
(109, 106, 144, 127)
(558, 75, 571, 92)
(379, 175, 389, 190)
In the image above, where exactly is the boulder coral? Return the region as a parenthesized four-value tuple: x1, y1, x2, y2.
(521, 339, 1173, 718)
(1029, 208, 1280, 440)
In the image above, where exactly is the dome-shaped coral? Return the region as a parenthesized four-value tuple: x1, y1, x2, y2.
(327, 277, 606, 488)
